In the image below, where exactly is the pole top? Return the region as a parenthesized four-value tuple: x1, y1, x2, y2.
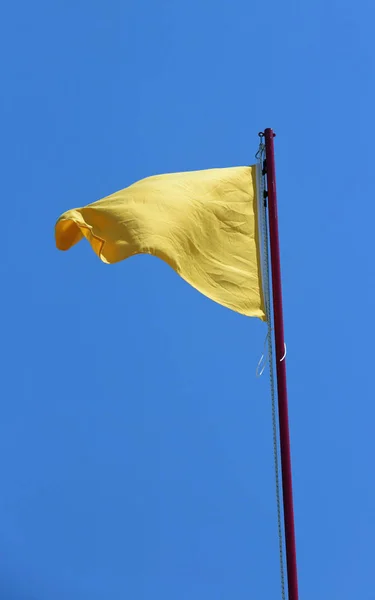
(262, 128, 276, 138)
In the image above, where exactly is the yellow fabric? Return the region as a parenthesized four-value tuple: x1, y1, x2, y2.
(55, 166, 265, 319)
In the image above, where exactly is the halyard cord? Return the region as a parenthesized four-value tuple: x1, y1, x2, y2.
(257, 141, 286, 600)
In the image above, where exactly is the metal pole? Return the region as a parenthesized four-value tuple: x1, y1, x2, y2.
(264, 128, 299, 600)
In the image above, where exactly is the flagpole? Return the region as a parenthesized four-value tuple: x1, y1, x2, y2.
(264, 128, 299, 600)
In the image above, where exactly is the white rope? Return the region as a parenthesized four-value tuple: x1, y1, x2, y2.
(256, 332, 270, 378)
(257, 140, 286, 600)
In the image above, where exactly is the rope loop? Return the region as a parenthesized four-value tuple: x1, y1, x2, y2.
(280, 343, 287, 362)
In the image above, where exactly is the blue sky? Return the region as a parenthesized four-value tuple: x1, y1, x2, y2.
(1, 1, 374, 598)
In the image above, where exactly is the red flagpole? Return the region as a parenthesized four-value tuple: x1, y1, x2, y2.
(264, 128, 299, 600)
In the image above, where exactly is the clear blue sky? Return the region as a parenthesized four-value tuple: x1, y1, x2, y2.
(1, 1, 374, 598)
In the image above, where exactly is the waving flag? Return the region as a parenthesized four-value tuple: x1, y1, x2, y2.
(55, 166, 265, 319)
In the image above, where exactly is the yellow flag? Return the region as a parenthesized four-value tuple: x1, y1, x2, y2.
(55, 166, 265, 319)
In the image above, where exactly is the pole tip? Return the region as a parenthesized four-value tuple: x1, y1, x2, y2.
(264, 128, 276, 138)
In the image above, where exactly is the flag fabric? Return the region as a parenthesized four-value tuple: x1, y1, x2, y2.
(55, 166, 265, 319)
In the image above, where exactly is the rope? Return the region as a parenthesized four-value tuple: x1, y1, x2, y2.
(257, 140, 286, 600)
